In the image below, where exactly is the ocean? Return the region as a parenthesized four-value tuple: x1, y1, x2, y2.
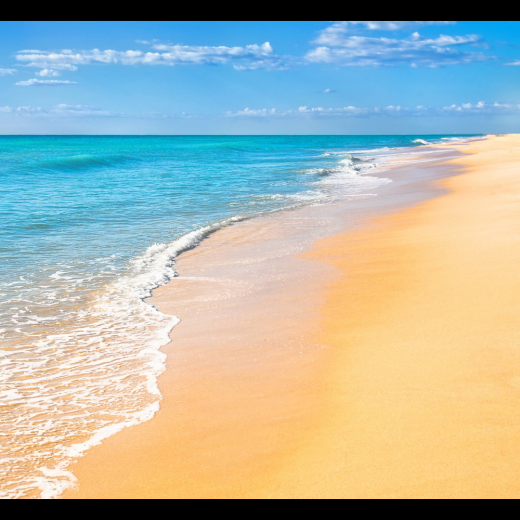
(0, 134, 478, 498)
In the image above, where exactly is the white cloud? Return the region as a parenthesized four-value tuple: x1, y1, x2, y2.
(0, 104, 120, 117)
(226, 105, 391, 118)
(321, 88, 336, 94)
(309, 22, 493, 67)
(16, 57, 79, 71)
(0, 103, 186, 119)
(52, 104, 120, 116)
(50, 63, 79, 71)
(298, 105, 372, 116)
(316, 22, 456, 44)
(0, 68, 17, 75)
(15, 42, 286, 71)
(440, 101, 520, 115)
(9, 106, 45, 114)
(225, 107, 286, 117)
(36, 68, 61, 77)
(505, 60, 520, 66)
(227, 101, 520, 118)
(15, 79, 78, 87)
(356, 21, 456, 30)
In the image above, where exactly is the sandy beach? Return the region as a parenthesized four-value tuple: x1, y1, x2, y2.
(62, 134, 520, 499)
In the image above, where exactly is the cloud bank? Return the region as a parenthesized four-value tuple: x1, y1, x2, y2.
(317, 21, 456, 41)
(15, 79, 77, 86)
(15, 42, 285, 71)
(227, 101, 520, 119)
(11, 24, 501, 75)
(0, 104, 192, 120)
(308, 21, 493, 67)
(0, 104, 119, 116)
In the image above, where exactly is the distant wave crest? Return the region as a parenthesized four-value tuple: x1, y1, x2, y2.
(29, 154, 136, 172)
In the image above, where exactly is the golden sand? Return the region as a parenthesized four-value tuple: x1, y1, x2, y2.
(64, 135, 520, 499)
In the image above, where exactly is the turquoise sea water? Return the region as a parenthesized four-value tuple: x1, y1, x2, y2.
(0, 134, 479, 498)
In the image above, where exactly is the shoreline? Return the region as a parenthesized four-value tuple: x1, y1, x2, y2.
(60, 138, 476, 499)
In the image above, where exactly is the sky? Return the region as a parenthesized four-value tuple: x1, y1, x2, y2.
(1, 20, 520, 135)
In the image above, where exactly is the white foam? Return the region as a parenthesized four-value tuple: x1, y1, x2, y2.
(309, 152, 392, 200)
(0, 215, 255, 499)
(34, 468, 78, 500)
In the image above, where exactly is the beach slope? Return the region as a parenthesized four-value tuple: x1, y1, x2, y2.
(276, 134, 520, 499)
(64, 135, 520, 499)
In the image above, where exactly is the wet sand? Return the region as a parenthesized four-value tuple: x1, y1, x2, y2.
(62, 136, 520, 499)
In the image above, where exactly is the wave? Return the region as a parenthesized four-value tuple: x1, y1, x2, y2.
(412, 139, 430, 145)
(27, 154, 136, 173)
(298, 153, 391, 203)
(321, 147, 391, 157)
(252, 150, 390, 211)
(126, 215, 251, 303)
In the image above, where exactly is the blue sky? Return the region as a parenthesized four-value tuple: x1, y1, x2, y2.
(1, 21, 520, 134)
